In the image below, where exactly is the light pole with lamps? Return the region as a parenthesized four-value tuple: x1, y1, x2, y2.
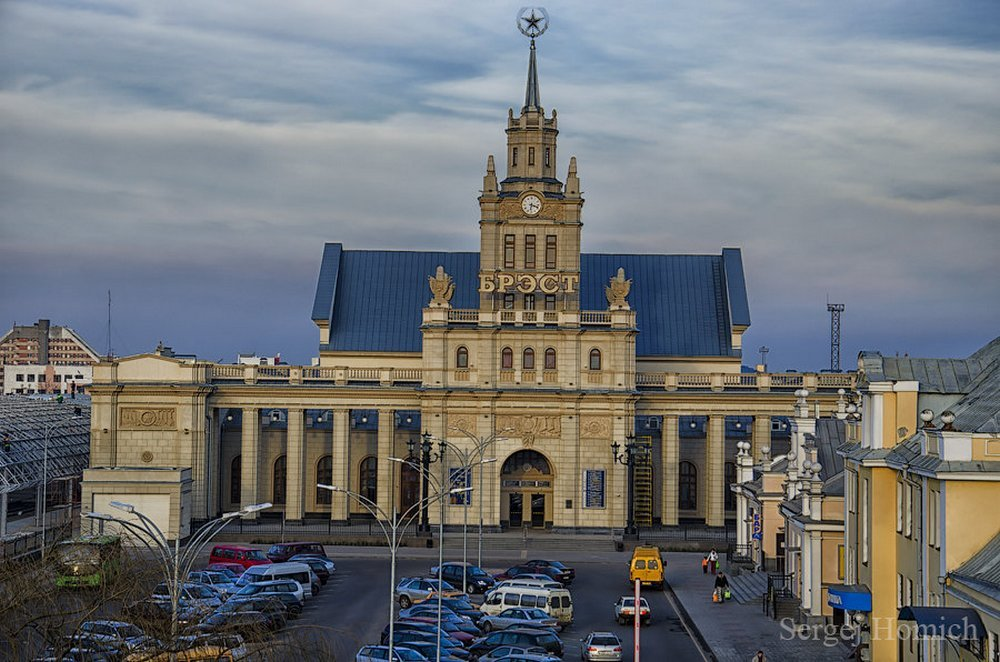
(40, 405, 83, 557)
(406, 432, 444, 533)
(611, 435, 648, 535)
(86, 500, 271, 643)
(318, 482, 470, 661)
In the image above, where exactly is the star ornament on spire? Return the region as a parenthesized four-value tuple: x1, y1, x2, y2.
(517, 7, 549, 39)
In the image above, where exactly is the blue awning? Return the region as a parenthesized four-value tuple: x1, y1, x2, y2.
(898, 607, 985, 640)
(827, 584, 871, 612)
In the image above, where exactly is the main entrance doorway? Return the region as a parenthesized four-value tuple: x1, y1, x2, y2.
(500, 450, 554, 529)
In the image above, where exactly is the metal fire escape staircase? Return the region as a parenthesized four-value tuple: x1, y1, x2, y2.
(632, 436, 654, 527)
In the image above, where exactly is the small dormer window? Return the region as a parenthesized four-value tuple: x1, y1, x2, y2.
(544, 148, 550, 167)
(512, 147, 518, 166)
(528, 147, 535, 166)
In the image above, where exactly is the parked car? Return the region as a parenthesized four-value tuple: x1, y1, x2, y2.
(468, 628, 564, 659)
(236, 562, 320, 598)
(490, 577, 564, 593)
(187, 611, 274, 642)
(477, 646, 559, 662)
(123, 599, 202, 629)
(232, 580, 304, 616)
(494, 566, 565, 584)
(523, 560, 575, 584)
(385, 630, 467, 658)
(150, 583, 223, 613)
(290, 553, 335, 572)
(355, 645, 428, 662)
(214, 596, 288, 630)
(392, 641, 467, 662)
(78, 620, 153, 654)
(434, 596, 483, 623)
(491, 654, 562, 662)
(581, 631, 623, 661)
(402, 613, 482, 636)
(403, 618, 476, 644)
(187, 570, 239, 598)
(32, 635, 120, 662)
(381, 621, 464, 648)
(205, 563, 246, 580)
(208, 545, 272, 570)
(613, 596, 650, 625)
(431, 562, 496, 594)
(394, 577, 464, 608)
(172, 633, 249, 660)
(289, 555, 331, 584)
(265, 542, 327, 562)
(479, 607, 559, 633)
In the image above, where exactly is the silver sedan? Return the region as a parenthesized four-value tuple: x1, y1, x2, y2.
(581, 631, 623, 661)
(479, 607, 559, 632)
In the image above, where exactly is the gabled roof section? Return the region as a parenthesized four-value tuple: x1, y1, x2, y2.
(722, 248, 750, 328)
(314, 248, 748, 357)
(858, 347, 996, 393)
(953, 532, 1000, 592)
(813, 418, 846, 478)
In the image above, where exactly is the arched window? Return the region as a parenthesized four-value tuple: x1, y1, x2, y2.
(522, 347, 535, 370)
(230, 456, 241, 505)
(679, 461, 697, 510)
(316, 456, 333, 505)
(589, 348, 602, 371)
(360, 456, 378, 504)
(501, 347, 513, 369)
(725, 462, 737, 511)
(544, 348, 556, 370)
(456, 346, 469, 369)
(272, 455, 287, 505)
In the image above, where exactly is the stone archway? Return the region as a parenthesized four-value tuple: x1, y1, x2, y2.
(500, 449, 554, 529)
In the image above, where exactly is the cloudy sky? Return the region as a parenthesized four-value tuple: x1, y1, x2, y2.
(1, 0, 998, 370)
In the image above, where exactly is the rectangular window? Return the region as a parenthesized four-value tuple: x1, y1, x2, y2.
(528, 147, 535, 166)
(15, 374, 23, 382)
(504, 234, 515, 268)
(904, 483, 913, 538)
(897, 481, 904, 533)
(929, 489, 939, 549)
(27, 374, 35, 382)
(897, 574, 904, 609)
(544, 147, 550, 167)
(524, 235, 536, 269)
(503, 293, 515, 309)
(53, 374, 60, 382)
(512, 147, 518, 166)
(545, 235, 557, 269)
(906, 578, 913, 607)
(523, 294, 535, 310)
(838, 545, 845, 580)
(544, 294, 556, 311)
(862, 478, 870, 565)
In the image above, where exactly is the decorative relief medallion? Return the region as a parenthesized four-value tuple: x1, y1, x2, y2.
(141, 450, 154, 463)
(496, 414, 561, 446)
(448, 416, 477, 435)
(120, 407, 177, 430)
(579, 416, 611, 438)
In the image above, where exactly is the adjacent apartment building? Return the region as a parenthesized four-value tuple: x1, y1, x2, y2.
(0, 319, 101, 396)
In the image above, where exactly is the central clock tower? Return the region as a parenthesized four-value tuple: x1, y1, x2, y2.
(478, 37, 583, 312)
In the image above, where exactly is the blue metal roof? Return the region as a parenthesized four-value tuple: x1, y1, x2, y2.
(314, 244, 749, 358)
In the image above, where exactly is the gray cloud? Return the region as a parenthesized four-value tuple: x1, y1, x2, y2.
(1, 0, 998, 368)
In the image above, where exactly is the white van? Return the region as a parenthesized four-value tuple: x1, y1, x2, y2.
(490, 578, 563, 593)
(236, 562, 318, 598)
(480, 585, 573, 625)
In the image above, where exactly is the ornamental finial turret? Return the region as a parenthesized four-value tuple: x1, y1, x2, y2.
(428, 265, 455, 308)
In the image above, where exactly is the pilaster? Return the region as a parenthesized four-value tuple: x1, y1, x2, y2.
(752, 415, 771, 462)
(240, 407, 260, 518)
(661, 415, 679, 526)
(285, 408, 305, 522)
(376, 409, 395, 516)
(706, 414, 725, 526)
(330, 409, 350, 522)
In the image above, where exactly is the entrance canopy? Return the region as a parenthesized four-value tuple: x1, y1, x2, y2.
(898, 606, 985, 641)
(827, 584, 872, 612)
(0, 398, 90, 494)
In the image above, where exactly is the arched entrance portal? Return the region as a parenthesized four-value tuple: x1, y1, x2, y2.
(500, 450, 554, 529)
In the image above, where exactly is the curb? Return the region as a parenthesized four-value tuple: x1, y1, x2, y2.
(663, 580, 718, 662)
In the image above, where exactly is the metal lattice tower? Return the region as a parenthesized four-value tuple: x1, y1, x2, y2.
(758, 346, 769, 372)
(828, 303, 845, 372)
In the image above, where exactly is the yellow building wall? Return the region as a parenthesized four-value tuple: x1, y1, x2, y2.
(869, 466, 901, 662)
(944, 481, 1000, 571)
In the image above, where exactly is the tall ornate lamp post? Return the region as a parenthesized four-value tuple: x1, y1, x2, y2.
(318, 482, 470, 661)
(86, 501, 271, 644)
(611, 436, 647, 535)
(406, 432, 444, 533)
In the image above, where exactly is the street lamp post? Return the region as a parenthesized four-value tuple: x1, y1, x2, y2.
(406, 432, 444, 533)
(612, 436, 648, 535)
(86, 501, 271, 645)
(40, 406, 83, 557)
(318, 482, 470, 662)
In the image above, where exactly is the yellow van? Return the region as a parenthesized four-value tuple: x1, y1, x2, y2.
(629, 545, 664, 589)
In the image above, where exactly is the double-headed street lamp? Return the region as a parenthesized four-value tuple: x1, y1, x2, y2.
(406, 432, 444, 533)
(318, 482, 470, 662)
(611, 436, 649, 535)
(86, 501, 271, 643)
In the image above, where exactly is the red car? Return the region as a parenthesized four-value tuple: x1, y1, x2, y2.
(400, 617, 475, 644)
(205, 562, 246, 579)
(208, 545, 271, 569)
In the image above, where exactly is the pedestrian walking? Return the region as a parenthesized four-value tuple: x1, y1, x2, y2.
(708, 548, 719, 574)
(751, 651, 766, 662)
(702, 555, 709, 574)
(713, 571, 730, 603)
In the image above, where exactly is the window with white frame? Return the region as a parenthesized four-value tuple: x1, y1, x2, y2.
(862, 478, 870, 565)
(897, 481, 904, 533)
(929, 489, 939, 549)
(988, 630, 999, 662)
(905, 483, 913, 538)
(897, 574, 904, 609)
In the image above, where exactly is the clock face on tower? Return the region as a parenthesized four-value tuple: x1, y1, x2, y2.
(521, 194, 542, 216)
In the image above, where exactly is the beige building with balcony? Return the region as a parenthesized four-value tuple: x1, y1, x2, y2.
(81, 37, 852, 541)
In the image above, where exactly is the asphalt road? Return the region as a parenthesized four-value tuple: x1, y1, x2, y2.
(282, 553, 707, 662)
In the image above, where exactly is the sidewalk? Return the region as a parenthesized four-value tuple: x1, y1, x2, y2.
(667, 552, 846, 662)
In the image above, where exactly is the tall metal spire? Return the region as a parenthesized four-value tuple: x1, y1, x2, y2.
(524, 38, 541, 112)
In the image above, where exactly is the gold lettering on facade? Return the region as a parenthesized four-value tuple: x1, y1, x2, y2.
(496, 414, 561, 446)
(120, 407, 177, 430)
(560, 274, 579, 293)
(477, 272, 577, 295)
(479, 273, 497, 292)
(516, 274, 537, 293)
(580, 416, 611, 438)
(498, 273, 516, 290)
(538, 274, 560, 294)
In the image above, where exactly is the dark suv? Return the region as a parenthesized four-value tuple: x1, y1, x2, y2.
(469, 627, 563, 658)
(433, 562, 496, 594)
(266, 542, 326, 562)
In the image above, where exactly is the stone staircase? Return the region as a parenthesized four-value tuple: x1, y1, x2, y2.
(439, 532, 616, 552)
(726, 570, 769, 604)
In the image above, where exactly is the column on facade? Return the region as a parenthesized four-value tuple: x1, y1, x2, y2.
(240, 407, 260, 518)
(285, 408, 305, 523)
(329, 409, 350, 523)
(752, 414, 771, 462)
(800, 528, 812, 611)
(376, 409, 395, 517)
(706, 414, 725, 527)
(206, 408, 220, 519)
(661, 415, 679, 526)
(188, 398, 209, 521)
(809, 531, 823, 615)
